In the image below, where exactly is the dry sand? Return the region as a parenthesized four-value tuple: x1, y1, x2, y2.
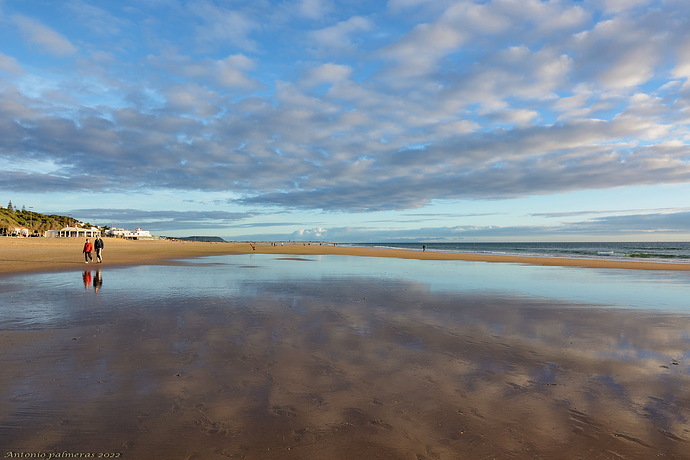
(1, 236, 689, 275)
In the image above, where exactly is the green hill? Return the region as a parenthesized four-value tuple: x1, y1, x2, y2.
(0, 206, 77, 236)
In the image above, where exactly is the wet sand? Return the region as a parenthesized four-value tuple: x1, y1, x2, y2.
(1, 236, 689, 275)
(1, 240, 690, 459)
(1, 263, 689, 459)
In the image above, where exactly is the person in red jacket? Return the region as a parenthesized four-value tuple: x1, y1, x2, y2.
(83, 238, 94, 263)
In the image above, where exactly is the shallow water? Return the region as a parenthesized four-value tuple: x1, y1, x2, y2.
(354, 241, 690, 262)
(1, 254, 689, 459)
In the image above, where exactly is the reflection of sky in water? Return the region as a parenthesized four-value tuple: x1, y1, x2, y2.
(160, 254, 689, 310)
(2, 253, 690, 457)
(0, 254, 689, 330)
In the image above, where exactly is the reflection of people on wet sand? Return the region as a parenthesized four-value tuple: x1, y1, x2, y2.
(82, 270, 92, 290)
(93, 270, 103, 293)
(83, 239, 93, 263)
(94, 236, 104, 263)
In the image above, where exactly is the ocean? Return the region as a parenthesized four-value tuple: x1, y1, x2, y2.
(348, 241, 690, 262)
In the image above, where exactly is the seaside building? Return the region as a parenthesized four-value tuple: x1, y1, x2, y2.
(45, 226, 101, 238)
(10, 227, 30, 237)
(123, 228, 153, 240)
(105, 227, 153, 240)
(104, 227, 128, 238)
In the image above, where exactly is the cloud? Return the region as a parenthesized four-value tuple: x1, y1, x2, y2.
(216, 54, 261, 88)
(299, 63, 353, 88)
(296, 0, 333, 20)
(3, 91, 689, 212)
(531, 207, 690, 218)
(309, 16, 373, 55)
(65, 0, 128, 37)
(2, 0, 690, 222)
(189, 1, 260, 52)
(282, 223, 548, 242)
(570, 16, 660, 90)
(382, 21, 465, 78)
(566, 210, 690, 234)
(602, 0, 656, 14)
(284, 210, 690, 242)
(146, 52, 261, 90)
(12, 14, 77, 56)
(672, 35, 690, 79)
(0, 53, 23, 75)
(69, 208, 255, 231)
(0, 170, 83, 192)
(294, 227, 328, 238)
(162, 84, 224, 117)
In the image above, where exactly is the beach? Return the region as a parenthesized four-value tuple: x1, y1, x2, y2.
(1, 237, 690, 275)
(1, 238, 690, 459)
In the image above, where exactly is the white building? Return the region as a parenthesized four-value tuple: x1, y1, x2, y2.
(11, 228, 29, 237)
(105, 227, 128, 237)
(124, 228, 153, 240)
(45, 226, 101, 238)
(104, 227, 153, 240)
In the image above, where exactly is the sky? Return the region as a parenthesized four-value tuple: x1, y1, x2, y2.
(1, 0, 690, 242)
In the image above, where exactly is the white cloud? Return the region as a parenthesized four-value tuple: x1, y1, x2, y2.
(162, 84, 223, 117)
(497, 109, 539, 126)
(0, 52, 23, 75)
(216, 54, 260, 88)
(570, 15, 662, 90)
(296, 0, 333, 20)
(282, 208, 690, 241)
(2, 0, 690, 230)
(145, 52, 260, 90)
(601, 0, 655, 13)
(12, 14, 77, 56)
(295, 227, 328, 238)
(66, 0, 127, 37)
(387, 0, 436, 10)
(381, 21, 465, 79)
(300, 63, 353, 88)
(673, 38, 690, 79)
(309, 16, 373, 55)
(189, 1, 259, 52)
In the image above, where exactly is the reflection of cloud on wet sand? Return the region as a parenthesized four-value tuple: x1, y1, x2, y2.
(1, 277, 689, 458)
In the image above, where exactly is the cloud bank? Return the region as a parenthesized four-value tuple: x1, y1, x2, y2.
(1, 1, 689, 238)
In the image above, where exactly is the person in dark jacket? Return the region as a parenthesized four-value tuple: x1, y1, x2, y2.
(94, 236, 105, 263)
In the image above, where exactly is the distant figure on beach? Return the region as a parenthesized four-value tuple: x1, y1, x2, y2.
(83, 238, 94, 263)
(422, 245, 426, 252)
(250, 242, 256, 251)
(94, 236, 104, 263)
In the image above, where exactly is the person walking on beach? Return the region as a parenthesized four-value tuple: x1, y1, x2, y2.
(94, 235, 104, 263)
(83, 238, 94, 263)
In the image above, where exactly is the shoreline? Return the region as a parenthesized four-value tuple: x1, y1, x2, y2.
(2, 237, 690, 275)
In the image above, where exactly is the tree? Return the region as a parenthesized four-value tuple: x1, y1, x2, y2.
(7, 201, 13, 211)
